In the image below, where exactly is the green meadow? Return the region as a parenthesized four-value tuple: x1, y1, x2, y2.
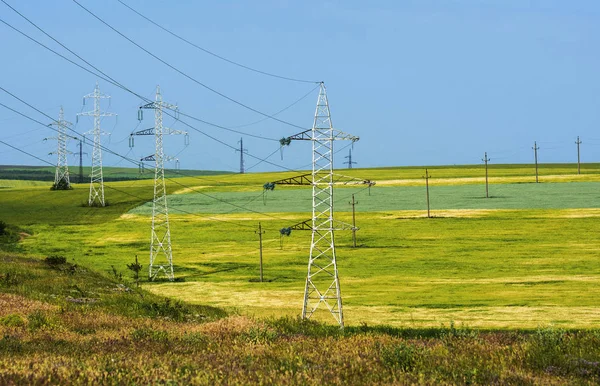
(1, 164, 600, 328)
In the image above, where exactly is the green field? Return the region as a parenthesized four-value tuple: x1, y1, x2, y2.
(1, 164, 600, 329)
(129, 182, 600, 214)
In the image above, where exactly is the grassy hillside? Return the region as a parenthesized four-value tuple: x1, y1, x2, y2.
(1, 254, 599, 384)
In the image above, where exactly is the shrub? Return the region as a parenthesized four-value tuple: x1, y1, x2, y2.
(0, 314, 25, 327)
(44, 255, 67, 266)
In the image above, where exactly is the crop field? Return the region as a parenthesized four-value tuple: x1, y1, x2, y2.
(1, 164, 599, 330)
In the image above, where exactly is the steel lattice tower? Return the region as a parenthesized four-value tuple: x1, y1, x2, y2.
(139, 86, 179, 281)
(78, 82, 115, 206)
(48, 106, 73, 190)
(302, 83, 357, 328)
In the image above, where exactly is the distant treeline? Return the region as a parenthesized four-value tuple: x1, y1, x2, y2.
(0, 166, 233, 182)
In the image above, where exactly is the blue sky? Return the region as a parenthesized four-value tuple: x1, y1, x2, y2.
(1, 0, 599, 172)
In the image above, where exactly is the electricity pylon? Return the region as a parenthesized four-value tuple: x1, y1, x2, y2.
(236, 137, 248, 174)
(47, 106, 73, 190)
(267, 82, 372, 327)
(344, 148, 356, 169)
(130, 86, 187, 281)
(77, 82, 115, 206)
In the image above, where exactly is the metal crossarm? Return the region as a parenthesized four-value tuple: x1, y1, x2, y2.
(282, 129, 359, 143)
(270, 173, 374, 187)
(271, 173, 312, 185)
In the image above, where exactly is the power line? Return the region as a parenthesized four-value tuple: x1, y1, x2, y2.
(0, 14, 314, 174)
(115, 0, 319, 85)
(0, 136, 263, 230)
(70, 0, 309, 131)
(0, 6, 308, 142)
(0, 99, 307, 225)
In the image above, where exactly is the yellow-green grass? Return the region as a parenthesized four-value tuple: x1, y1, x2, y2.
(2, 164, 600, 329)
(15, 208, 600, 329)
(0, 180, 49, 188)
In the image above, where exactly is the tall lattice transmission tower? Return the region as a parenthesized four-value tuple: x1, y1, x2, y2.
(236, 137, 248, 174)
(267, 83, 371, 327)
(77, 82, 115, 206)
(47, 106, 73, 190)
(130, 86, 187, 281)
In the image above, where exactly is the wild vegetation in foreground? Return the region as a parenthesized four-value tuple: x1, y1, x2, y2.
(1, 254, 600, 385)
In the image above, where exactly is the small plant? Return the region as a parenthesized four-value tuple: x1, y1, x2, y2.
(0, 220, 7, 236)
(126, 255, 143, 287)
(27, 310, 51, 331)
(110, 265, 123, 282)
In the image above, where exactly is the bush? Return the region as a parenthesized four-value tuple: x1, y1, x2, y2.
(0, 221, 7, 236)
(44, 255, 67, 266)
(50, 179, 72, 191)
(0, 314, 25, 327)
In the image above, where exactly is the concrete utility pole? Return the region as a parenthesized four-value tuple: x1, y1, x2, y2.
(576, 136, 582, 175)
(256, 222, 265, 282)
(349, 194, 358, 247)
(532, 141, 539, 183)
(482, 152, 490, 198)
(423, 168, 431, 218)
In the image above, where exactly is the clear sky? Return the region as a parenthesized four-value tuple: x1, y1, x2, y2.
(1, 0, 599, 173)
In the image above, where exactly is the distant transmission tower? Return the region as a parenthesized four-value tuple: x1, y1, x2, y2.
(130, 86, 187, 281)
(344, 148, 357, 169)
(236, 137, 248, 174)
(47, 106, 73, 190)
(77, 82, 115, 206)
(575, 136, 582, 175)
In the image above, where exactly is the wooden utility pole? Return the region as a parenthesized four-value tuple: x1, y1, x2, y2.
(532, 141, 539, 183)
(349, 194, 358, 247)
(576, 136, 582, 175)
(255, 222, 265, 282)
(423, 169, 431, 218)
(482, 152, 490, 198)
